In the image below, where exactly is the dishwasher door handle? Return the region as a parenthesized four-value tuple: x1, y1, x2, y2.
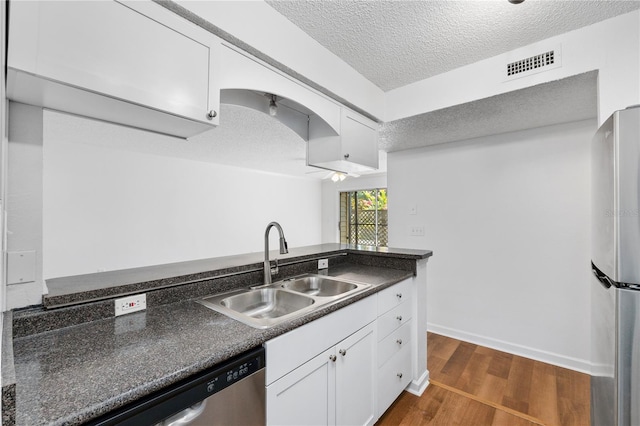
(160, 401, 207, 426)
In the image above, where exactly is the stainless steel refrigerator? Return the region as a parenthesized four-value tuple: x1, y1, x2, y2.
(591, 106, 640, 426)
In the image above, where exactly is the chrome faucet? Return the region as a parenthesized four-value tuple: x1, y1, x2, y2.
(264, 222, 288, 285)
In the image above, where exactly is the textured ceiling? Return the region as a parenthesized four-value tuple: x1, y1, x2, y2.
(266, 0, 640, 91)
(379, 71, 598, 152)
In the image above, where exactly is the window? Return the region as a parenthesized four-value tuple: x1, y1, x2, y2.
(340, 189, 388, 247)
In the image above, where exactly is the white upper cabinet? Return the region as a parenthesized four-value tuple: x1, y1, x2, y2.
(7, 0, 220, 138)
(308, 108, 379, 174)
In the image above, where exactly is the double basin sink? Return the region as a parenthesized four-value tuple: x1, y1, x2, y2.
(197, 274, 371, 328)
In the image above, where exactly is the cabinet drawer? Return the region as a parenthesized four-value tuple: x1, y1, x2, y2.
(378, 279, 411, 315)
(378, 343, 412, 417)
(377, 301, 412, 341)
(378, 320, 412, 367)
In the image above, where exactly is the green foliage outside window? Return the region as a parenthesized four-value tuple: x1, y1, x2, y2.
(356, 189, 387, 211)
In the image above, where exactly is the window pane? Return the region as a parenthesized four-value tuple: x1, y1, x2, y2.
(339, 188, 388, 247)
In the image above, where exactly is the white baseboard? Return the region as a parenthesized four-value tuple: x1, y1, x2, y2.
(427, 323, 591, 375)
(406, 370, 429, 396)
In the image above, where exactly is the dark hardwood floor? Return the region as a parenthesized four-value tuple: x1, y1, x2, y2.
(377, 332, 590, 426)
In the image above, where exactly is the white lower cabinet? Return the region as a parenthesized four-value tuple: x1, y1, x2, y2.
(265, 278, 414, 425)
(266, 323, 376, 426)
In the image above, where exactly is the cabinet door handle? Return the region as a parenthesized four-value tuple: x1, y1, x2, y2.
(396, 293, 402, 299)
(339, 349, 347, 357)
(396, 316, 403, 321)
(397, 373, 403, 378)
(343, 153, 350, 159)
(207, 110, 217, 120)
(329, 355, 337, 362)
(396, 339, 403, 345)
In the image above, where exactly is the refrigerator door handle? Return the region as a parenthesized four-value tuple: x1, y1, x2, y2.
(592, 261, 614, 289)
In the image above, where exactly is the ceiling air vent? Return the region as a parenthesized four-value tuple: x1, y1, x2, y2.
(505, 46, 561, 81)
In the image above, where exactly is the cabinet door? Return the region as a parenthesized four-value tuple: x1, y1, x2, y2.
(340, 110, 378, 170)
(266, 347, 336, 426)
(8, 0, 219, 136)
(335, 323, 376, 426)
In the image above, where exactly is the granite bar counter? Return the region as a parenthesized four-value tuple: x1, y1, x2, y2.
(2, 245, 432, 425)
(43, 244, 429, 308)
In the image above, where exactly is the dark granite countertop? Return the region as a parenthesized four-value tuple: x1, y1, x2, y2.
(9, 261, 425, 425)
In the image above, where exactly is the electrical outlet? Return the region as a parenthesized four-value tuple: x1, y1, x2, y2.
(318, 259, 329, 269)
(410, 226, 425, 237)
(115, 294, 147, 316)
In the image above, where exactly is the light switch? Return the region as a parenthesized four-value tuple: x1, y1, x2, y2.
(7, 250, 36, 285)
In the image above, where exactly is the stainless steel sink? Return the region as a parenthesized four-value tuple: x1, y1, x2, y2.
(198, 274, 370, 329)
(198, 288, 316, 329)
(221, 288, 314, 319)
(281, 275, 358, 297)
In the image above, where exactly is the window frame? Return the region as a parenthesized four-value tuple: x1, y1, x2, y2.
(339, 188, 387, 247)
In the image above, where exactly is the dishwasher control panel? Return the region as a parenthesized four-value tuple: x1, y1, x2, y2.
(205, 355, 263, 394)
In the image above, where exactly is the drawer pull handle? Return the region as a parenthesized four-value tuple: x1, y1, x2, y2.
(396, 339, 403, 345)
(339, 349, 347, 357)
(329, 355, 337, 362)
(207, 110, 217, 120)
(397, 373, 403, 378)
(396, 315, 403, 321)
(396, 293, 402, 299)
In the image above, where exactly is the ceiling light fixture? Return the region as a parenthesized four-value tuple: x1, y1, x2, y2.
(508, 0, 525, 3)
(268, 94, 278, 117)
(331, 172, 347, 182)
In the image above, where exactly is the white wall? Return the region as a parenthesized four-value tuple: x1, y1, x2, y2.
(1, 0, 7, 313)
(41, 110, 322, 280)
(6, 103, 44, 309)
(388, 119, 595, 372)
(321, 173, 388, 243)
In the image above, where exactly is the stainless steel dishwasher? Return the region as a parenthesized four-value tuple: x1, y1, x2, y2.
(90, 346, 265, 426)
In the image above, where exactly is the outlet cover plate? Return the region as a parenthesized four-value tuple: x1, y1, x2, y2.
(7, 250, 36, 285)
(115, 294, 147, 316)
(410, 226, 425, 237)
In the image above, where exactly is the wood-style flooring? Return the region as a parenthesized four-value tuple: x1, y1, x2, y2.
(377, 332, 590, 426)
